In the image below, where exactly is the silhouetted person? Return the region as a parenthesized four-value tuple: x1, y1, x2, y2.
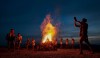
(26, 38, 31, 49)
(74, 17, 93, 54)
(31, 38, 35, 50)
(16, 33, 22, 49)
(54, 39, 57, 49)
(66, 38, 69, 48)
(71, 38, 75, 49)
(6, 29, 15, 50)
(60, 37, 63, 48)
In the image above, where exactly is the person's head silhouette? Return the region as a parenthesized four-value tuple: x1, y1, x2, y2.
(82, 18, 87, 22)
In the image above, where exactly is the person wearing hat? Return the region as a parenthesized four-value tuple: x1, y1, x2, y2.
(74, 17, 93, 54)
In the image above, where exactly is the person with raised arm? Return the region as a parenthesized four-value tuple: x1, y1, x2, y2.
(74, 17, 93, 54)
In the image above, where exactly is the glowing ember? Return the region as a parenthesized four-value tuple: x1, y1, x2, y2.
(40, 14, 57, 43)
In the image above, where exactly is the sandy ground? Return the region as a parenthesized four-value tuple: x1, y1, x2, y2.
(0, 48, 100, 58)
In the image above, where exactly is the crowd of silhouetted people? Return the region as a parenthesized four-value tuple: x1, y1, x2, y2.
(6, 29, 35, 50)
(6, 28, 76, 50)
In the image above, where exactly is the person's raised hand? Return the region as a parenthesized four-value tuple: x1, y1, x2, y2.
(74, 17, 77, 21)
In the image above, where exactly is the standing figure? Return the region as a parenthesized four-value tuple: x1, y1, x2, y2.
(66, 38, 69, 48)
(26, 38, 30, 49)
(54, 39, 57, 49)
(60, 37, 63, 48)
(31, 38, 35, 50)
(16, 33, 22, 49)
(71, 38, 75, 49)
(74, 17, 93, 54)
(6, 29, 15, 49)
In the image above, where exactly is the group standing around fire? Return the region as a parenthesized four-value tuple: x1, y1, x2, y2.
(6, 29, 36, 50)
(6, 17, 94, 54)
(6, 29, 75, 50)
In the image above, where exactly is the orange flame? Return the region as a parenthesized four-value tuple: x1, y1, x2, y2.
(40, 14, 57, 43)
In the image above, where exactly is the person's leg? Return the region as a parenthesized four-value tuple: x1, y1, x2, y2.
(32, 45, 34, 50)
(26, 44, 27, 49)
(85, 38, 94, 53)
(71, 44, 73, 49)
(66, 44, 68, 48)
(10, 41, 12, 49)
(8, 41, 10, 49)
(79, 37, 84, 54)
(13, 41, 15, 50)
(72, 44, 74, 49)
(18, 42, 20, 49)
(60, 44, 62, 48)
(33, 45, 35, 50)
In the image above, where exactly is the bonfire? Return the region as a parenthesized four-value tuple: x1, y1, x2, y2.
(40, 14, 57, 50)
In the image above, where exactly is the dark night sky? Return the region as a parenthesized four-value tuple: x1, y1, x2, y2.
(0, 0, 100, 45)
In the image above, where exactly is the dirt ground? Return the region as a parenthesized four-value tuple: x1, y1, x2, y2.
(0, 48, 100, 58)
